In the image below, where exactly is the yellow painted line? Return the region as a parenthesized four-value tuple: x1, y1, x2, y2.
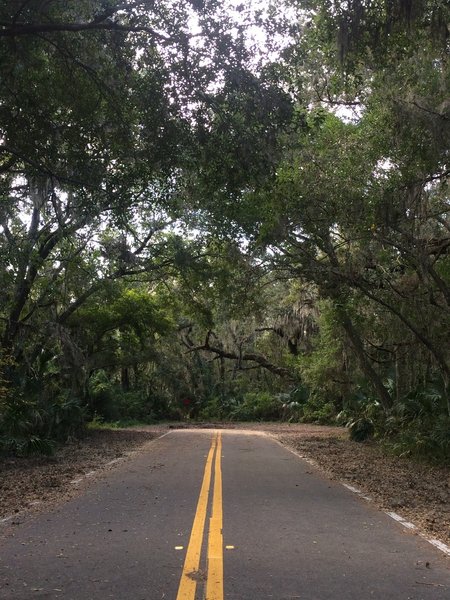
(176, 433, 217, 600)
(206, 432, 223, 600)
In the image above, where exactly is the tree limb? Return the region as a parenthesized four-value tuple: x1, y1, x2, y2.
(186, 330, 293, 378)
(0, 20, 171, 42)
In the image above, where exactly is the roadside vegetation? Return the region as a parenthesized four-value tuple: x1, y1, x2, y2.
(1, 1, 449, 463)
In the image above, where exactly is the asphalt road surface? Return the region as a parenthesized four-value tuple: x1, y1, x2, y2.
(0, 430, 449, 599)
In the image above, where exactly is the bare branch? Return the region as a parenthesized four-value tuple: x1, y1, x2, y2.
(186, 330, 293, 378)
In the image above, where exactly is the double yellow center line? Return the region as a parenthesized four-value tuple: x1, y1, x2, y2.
(176, 432, 223, 600)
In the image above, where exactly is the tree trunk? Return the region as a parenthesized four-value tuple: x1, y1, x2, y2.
(121, 367, 130, 392)
(323, 238, 393, 411)
(337, 306, 393, 411)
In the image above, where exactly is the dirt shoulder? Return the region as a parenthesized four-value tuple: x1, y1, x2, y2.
(1, 422, 448, 548)
(0, 427, 167, 525)
(276, 432, 450, 547)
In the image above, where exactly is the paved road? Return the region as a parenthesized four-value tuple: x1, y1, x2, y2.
(0, 430, 449, 599)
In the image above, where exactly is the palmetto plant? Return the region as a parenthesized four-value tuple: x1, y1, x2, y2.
(0, 396, 54, 455)
(383, 384, 450, 462)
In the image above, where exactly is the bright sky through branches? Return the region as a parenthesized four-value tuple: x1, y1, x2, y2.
(187, 0, 298, 70)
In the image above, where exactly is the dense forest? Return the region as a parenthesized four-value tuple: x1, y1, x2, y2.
(0, 1, 449, 460)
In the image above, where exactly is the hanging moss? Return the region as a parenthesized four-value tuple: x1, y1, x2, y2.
(334, 0, 448, 65)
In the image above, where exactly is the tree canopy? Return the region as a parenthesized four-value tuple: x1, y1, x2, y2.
(1, 0, 449, 461)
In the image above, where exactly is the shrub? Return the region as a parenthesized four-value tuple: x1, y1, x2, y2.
(0, 396, 54, 456)
(88, 370, 181, 423)
(348, 417, 375, 442)
(198, 395, 239, 421)
(230, 392, 282, 421)
(380, 384, 450, 463)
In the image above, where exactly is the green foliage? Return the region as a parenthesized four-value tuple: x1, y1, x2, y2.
(195, 68, 293, 195)
(0, 392, 85, 456)
(293, 302, 348, 424)
(196, 386, 309, 423)
(44, 393, 86, 440)
(0, 0, 449, 464)
(333, 381, 450, 460)
(0, 1, 297, 450)
(279, 387, 310, 422)
(229, 392, 282, 421)
(87, 369, 179, 423)
(297, 301, 345, 391)
(198, 396, 238, 421)
(336, 388, 386, 441)
(0, 352, 14, 406)
(381, 384, 450, 462)
(0, 396, 43, 440)
(0, 434, 55, 457)
(0, 355, 53, 455)
(72, 289, 172, 341)
(348, 418, 376, 442)
(386, 416, 450, 464)
(87, 414, 157, 430)
(299, 392, 338, 425)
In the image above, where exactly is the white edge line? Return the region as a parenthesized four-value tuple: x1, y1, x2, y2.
(70, 429, 171, 484)
(402, 521, 417, 530)
(105, 458, 123, 466)
(345, 486, 450, 557)
(342, 483, 362, 494)
(385, 511, 405, 523)
(0, 516, 12, 524)
(276, 441, 319, 468)
(385, 512, 416, 529)
(275, 437, 450, 559)
(155, 430, 172, 440)
(426, 538, 450, 556)
(2, 428, 173, 523)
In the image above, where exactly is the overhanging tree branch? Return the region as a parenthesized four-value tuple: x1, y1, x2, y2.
(185, 330, 293, 379)
(0, 20, 171, 41)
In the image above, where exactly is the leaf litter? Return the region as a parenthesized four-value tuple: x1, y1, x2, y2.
(0, 423, 448, 548)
